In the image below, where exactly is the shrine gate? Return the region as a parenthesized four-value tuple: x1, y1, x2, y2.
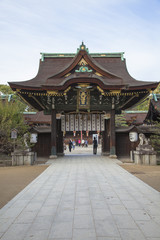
(9, 42, 158, 158)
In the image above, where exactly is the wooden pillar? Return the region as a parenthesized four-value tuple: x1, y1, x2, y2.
(56, 119, 64, 156)
(109, 109, 117, 158)
(50, 97, 57, 158)
(102, 119, 110, 155)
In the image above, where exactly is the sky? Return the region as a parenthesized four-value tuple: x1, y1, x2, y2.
(0, 0, 160, 85)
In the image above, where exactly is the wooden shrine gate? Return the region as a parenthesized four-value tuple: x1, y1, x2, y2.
(9, 42, 158, 158)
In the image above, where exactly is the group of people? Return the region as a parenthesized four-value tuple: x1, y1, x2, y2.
(68, 137, 98, 154)
(78, 139, 88, 147)
(68, 139, 88, 152)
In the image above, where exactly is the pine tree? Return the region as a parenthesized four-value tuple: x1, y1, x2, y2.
(115, 112, 128, 127)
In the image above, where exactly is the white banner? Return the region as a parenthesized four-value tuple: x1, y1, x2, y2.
(61, 114, 105, 131)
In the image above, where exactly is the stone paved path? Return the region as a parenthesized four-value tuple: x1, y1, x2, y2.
(0, 155, 160, 240)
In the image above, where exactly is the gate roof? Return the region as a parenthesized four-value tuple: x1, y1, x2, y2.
(9, 42, 158, 92)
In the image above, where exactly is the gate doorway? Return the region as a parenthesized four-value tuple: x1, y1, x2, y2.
(64, 130, 102, 156)
(62, 112, 104, 155)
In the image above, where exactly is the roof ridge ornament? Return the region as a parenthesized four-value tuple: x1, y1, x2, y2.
(77, 41, 89, 53)
(75, 64, 92, 73)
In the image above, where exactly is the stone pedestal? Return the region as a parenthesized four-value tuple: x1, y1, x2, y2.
(101, 152, 110, 156)
(109, 154, 117, 159)
(11, 151, 36, 166)
(134, 151, 157, 165)
(49, 155, 57, 159)
(134, 142, 157, 165)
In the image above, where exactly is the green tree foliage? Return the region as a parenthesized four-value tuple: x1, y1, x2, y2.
(0, 84, 14, 94)
(129, 97, 149, 111)
(115, 113, 128, 127)
(0, 100, 29, 154)
(130, 83, 160, 111)
(153, 83, 160, 94)
(0, 84, 35, 112)
(150, 121, 160, 155)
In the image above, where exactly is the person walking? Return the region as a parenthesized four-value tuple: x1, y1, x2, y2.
(85, 139, 88, 147)
(69, 139, 73, 152)
(72, 140, 75, 150)
(93, 137, 98, 154)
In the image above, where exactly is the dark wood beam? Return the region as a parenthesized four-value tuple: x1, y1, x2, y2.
(50, 98, 57, 158)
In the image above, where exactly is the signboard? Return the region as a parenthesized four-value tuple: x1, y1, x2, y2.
(11, 129, 17, 139)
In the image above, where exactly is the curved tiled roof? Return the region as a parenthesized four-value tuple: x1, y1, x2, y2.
(9, 47, 158, 91)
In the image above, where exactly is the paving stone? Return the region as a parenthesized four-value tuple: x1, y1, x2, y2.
(0, 207, 23, 219)
(76, 191, 90, 198)
(58, 200, 75, 210)
(72, 228, 96, 240)
(97, 238, 121, 240)
(30, 215, 54, 230)
(95, 218, 120, 237)
(48, 238, 71, 240)
(43, 198, 60, 207)
(0, 218, 15, 232)
(113, 214, 138, 229)
(136, 220, 160, 238)
(144, 204, 160, 216)
(91, 200, 107, 209)
(119, 228, 146, 240)
(105, 196, 122, 205)
(24, 202, 43, 212)
(93, 208, 111, 220)
(37, 206, 57, 217)
(54, 209, 74, 222)
(74, 214, 94, 228)
(75, 205, 92, 215)
(15, 211, 37, 223)
(24, 229, 49, 240)
(109, 204, 129, 215)
(0, 223, 31, 240)
(49, 221, 73, 239)
(121, 200, 141, 210)
(75, 197, 90, 206)
(128, 209, 151, 221)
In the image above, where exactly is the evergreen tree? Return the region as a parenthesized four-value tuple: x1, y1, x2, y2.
(150, 121, 160, 155)
(0, 84, 35, 112)
(0, 100, 29, 154)
(0, 84, 13, 94)
(115, 112, 128, 127)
